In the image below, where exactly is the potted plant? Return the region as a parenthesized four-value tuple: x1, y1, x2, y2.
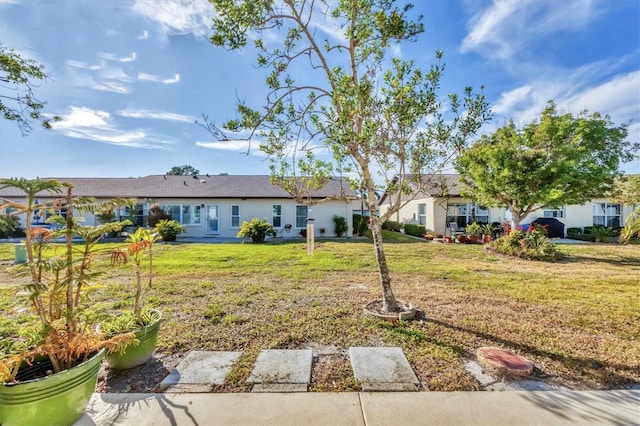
(480, 223, 495, 244)
(99, 227, 162, 370)
(465, 222, 482, 244)
(0, 178, 135, 426)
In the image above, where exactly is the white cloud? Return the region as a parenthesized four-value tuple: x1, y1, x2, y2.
(117, 109, 194, 122)
(51, 106, 175, 149)
(137, 72, 181, 84)
(488, 69, 640, 172)
(493, 69, 639, 127)
(196, 139, 253, 153)
(90, 81, 131, 94)
(66, 60, 105, 71)
(492, 86, 532, 115)
(462, 0, 603, 60)
(137, 30, 149, 40)
(131, 0, 215, 39)
(66, 57, 134, 94)
(98, 52, 137, 62)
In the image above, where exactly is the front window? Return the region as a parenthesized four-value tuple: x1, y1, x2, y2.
(446, 203, 489, 227)
(296, 205, 308, 228)
(120, 204, 144, 227)
(544, 207, 565, 218)
(418, 203, 426, 225)
(160, 204, 201, 225)
(231, 205, 240, 227)
(272, 204, 282, 228)
(593, 203, 621, 228)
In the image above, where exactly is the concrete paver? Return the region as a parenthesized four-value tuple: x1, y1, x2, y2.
(159, 351, 242, 392)
(464, 360, 571, 391)
(76, 390, 640, 426)
(349, 346, 420, 391)
(248, 349, 313, 392)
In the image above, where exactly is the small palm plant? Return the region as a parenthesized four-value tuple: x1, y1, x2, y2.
(237, 218, 277, 243)
(110, 227, 159, 320)
(620, 209, 640, 243)
(0, 178, 135, 382)
(101, 227, 163, 369)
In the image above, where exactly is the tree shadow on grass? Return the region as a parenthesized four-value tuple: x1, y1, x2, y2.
(410, 312, 640, 389)
(560, 253, 640, 267)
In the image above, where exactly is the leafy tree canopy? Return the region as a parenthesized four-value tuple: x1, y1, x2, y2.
(455, 101, 634, 227)
(209, 0, 490, 312)
(0, 43, 60, 135)
(613, 174, 640, 205)
(166, 165, 200, 176)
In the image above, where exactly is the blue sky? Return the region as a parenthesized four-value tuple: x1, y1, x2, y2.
(1, 0, 638, 179)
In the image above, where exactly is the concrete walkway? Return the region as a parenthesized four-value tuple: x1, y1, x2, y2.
(77, 390, 639, 425)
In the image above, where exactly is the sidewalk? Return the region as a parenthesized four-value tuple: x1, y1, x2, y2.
(77, 390, 639, 426)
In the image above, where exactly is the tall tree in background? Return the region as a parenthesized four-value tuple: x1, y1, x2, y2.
(456, 102, 633, 228)
(0, 43, 59, 135)
(166, 165, 200, 176)
(615, 174, 640, 242)
(209, 0, 490, 313)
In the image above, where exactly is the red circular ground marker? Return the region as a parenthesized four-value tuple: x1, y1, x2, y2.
(477, 347, 534, 377)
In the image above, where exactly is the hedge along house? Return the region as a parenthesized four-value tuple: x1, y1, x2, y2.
(377, 174, 636, 237)
(0, 175, 357, 239)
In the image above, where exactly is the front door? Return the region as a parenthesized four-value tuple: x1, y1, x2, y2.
(205, 205, 219, 234)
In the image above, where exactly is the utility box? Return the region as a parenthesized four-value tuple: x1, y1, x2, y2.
(14, 243, 27, 264)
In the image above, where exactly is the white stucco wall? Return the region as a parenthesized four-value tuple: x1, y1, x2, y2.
(148, 198, 353, 239)
(520, 199, 634, 233)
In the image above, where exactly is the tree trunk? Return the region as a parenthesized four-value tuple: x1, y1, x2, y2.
(510, 209, 521, 229)
(370, 221, 398, 312)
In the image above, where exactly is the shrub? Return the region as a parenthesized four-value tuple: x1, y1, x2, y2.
(352, 214, 369, 236)
(333, 215, 348, 237)
(154, 219, 185, 241)
(465, 222, 482, 237)
(0, 214, 24, 238)
(382, 221, 402, 232)
(566, 227, 582, 236)
(147, 204, 172, 228)
(489, 224, 562, 261)
(590, 225, 616, 242)
(404, 224, 426, 237)
(236, 218, 276, 243)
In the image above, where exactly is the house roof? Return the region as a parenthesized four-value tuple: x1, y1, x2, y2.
(377, 174, 462, 206)
(0, 175, 356, 200)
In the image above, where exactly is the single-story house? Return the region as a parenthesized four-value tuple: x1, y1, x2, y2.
(377, 174, 636, 237)
(0, 175, 357, 239)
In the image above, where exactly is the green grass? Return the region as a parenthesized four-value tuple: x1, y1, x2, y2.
(0, 237, 638, 392)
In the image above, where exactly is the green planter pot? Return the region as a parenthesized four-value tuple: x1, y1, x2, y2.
(104, 309, 162, 370)
(0, 348, 105, 426)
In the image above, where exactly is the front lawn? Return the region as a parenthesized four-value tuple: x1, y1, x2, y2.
(0, 238, 638, 392)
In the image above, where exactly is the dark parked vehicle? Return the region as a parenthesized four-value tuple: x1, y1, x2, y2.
(531, 217, 565, 238)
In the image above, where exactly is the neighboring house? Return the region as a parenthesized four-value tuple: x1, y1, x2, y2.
(0, 175, 356, 239)
(377, 174, 635, 237)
